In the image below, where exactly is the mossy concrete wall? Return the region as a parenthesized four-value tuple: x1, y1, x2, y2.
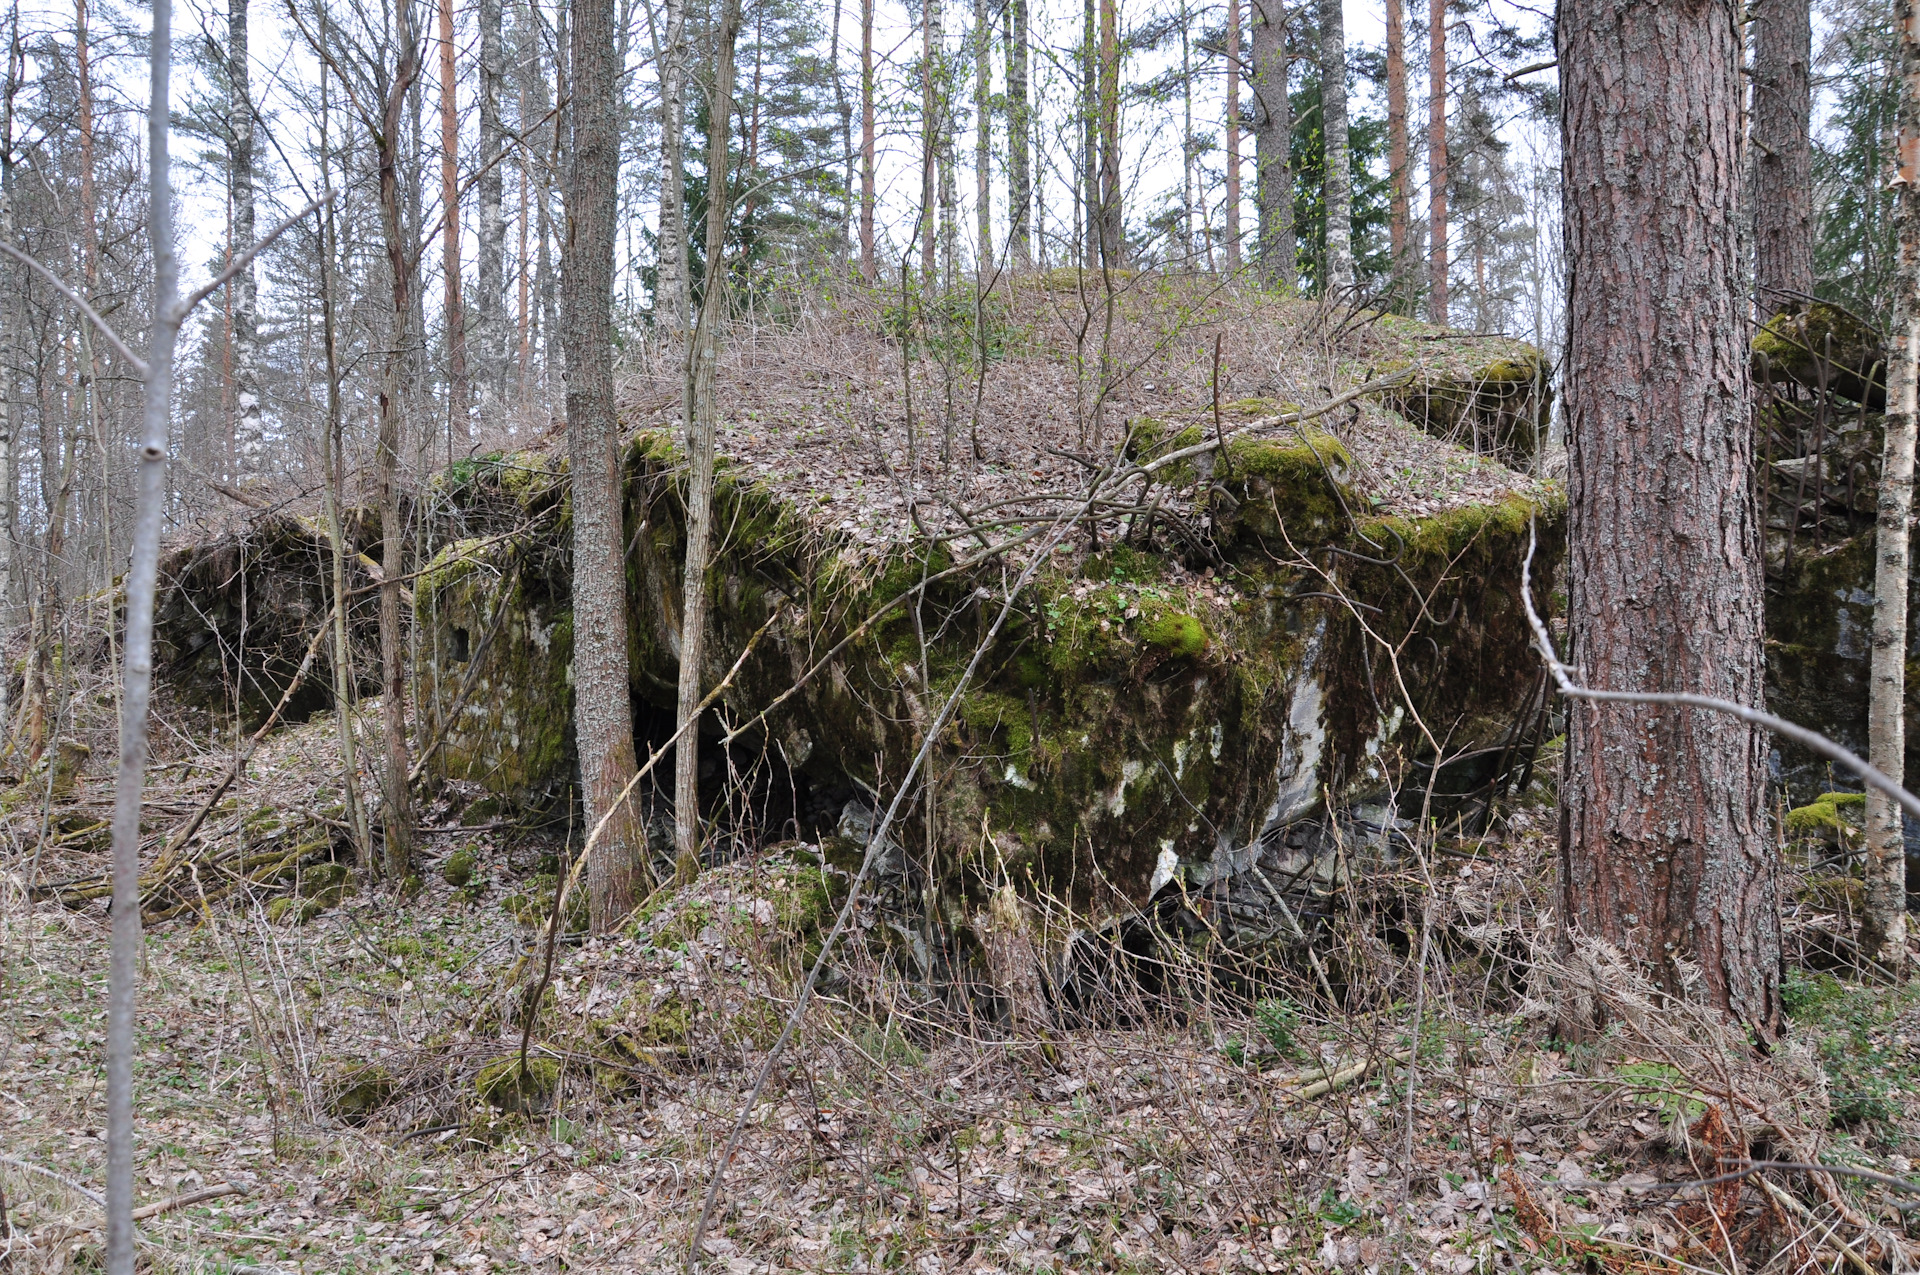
(417, 431, 1563, 920)
(1375, 346, 1552, 468)
(1766, 528, 1920, 804)
(154, 512, 384, 725)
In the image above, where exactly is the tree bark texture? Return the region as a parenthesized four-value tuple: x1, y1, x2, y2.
(1751, 0, 1811, 321)
(1225, 0, 1240, 269)
(1250, 0, 1294, 288)
(110, 2, 180, 1268)
(228, 0, 262, 479)
(676, 0, 744, 877)
(566, 0, 645, 929)
(1007, 0, 1030, 268)
(975, 0, 992, 275)
(1320, 0, 1352, 290)
(1096, 0, 1121, 266)
(922, 0, 939, 281)
(438, 0, 469, 445)
(1559, 0, 1778, 1034)
(1427, 0, 1447, 324)
(477, 0, 505, 407)
(1862, 0, 1920, 971)
(939, 0, 958, 282)
(860, 0, 876, 279)
(0, 64, 17, 744)
(1385, 0, 1408, 289)
(374, 25, 422, 881)
(657, 0, 689, 335)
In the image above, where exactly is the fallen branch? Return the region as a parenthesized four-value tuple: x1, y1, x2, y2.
(0, 1156, 104, 1206)
(130, 1181, 244, 1221)
(1286, 1049, 1410, 1104)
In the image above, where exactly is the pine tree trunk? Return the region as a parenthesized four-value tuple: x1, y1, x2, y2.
(1250, 0, 1293, 288)
(976, 0, 992, 276)
(1560, 0, 1778, 1033)
(675, 0, 744, 880)
(1007, 0, 1030, 268)
(658, 0, 689, 335)
(1862, 0, 1920, 972)
(477, 0, 505, 408)
(567, 0, 645, 928)
(1385, 0, 1408, 294)
(1427, 0, 1447, 324)
(1320, 0, 1351, 291)
(438, 0, 468, 448)
(1225, 0, 1240, 270)
(860, 0, 876, 279)
(1751, 0, 1811, 320)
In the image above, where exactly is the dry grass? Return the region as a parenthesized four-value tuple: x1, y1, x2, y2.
(4, 698, 1917, 1275)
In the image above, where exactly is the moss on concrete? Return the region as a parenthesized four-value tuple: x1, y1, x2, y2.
(1375, 346, 1551, 466)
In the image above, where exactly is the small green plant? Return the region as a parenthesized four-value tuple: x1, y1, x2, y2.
(1221, 1036, 1248, 1066)
(1616, 1060, 1705, 1126)
(1317, 1189, 1364, 1228)
(1255, 999, 1302, 1057)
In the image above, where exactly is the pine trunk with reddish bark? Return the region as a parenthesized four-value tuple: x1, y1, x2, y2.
(1559, 0, 1779, 1034)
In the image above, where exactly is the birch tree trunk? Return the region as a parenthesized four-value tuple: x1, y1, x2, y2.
(438, 0, 468, 446)
(108, 1, 180, 1266)
(1560, 0, 1778, 1033)
(658, 0, 688, 335)
(1007, 0, 1029, 269)
(1427, 0, 1447, 324)
(1320, 0, 1352, 291)
(923, 0, 939, 281)
(1225, 0, 1240, 269)
(1751, 0, 1811, 321)
(567, 0, 645, 928)
(1862, 0, 1920, 972)
(1250, 0, 1293, 288)
(0, 41, 15, 746)
(674, 0, 744, 880)
(975, 0, 992, 277)
(228, 0, 262, 480)
(939, 0, 958, 283)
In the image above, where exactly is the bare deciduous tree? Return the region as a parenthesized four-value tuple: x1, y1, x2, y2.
(674, 0, 744, 881)
(1863, 0, 1920, 972)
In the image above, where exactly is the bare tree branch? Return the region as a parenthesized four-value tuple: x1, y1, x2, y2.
(175, 195, 330, 322)
(1520, 520, 1920, 823)
(0, 241, 148, 377)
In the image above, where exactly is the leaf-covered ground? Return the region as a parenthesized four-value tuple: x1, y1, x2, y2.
(5, 743, 1918, 1273)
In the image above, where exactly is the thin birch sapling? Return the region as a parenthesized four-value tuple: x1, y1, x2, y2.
(0, 4, 327, 1259)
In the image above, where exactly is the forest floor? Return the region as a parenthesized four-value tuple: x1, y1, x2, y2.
(4, 713, 1919, 1274)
